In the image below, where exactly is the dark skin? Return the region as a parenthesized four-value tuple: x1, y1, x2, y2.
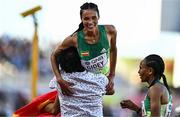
(51, 9, 117, 96)
(120, 60, 169, 117)
(41, 95, 60, 114)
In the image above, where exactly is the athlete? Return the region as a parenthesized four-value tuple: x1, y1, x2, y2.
(51, 2, 117, 96)
(120, 54, 172, 117)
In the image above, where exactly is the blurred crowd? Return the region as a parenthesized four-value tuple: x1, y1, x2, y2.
(0, 35, 52, 75)
(0, 35, 53, 116)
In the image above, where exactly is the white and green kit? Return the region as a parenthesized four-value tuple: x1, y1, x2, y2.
(141, 82, 173, 117)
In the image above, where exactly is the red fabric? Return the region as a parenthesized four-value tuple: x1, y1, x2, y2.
(13, 90, 60, 117)
(38, 113, 61, 117)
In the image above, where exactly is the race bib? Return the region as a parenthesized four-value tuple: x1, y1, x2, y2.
(81, 53, 108, 73)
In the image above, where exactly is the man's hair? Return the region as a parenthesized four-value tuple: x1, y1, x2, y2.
(57, 46, 85, 73)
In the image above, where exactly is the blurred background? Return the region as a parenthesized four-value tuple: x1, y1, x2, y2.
(0, 0, 180, 116)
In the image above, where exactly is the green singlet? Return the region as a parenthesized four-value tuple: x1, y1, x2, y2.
(77, 25, 110, 75)
(141, 83, 173, 117)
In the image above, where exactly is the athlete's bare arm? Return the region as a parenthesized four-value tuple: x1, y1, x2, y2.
(51, 35, 77, 95)
(105, 25, 117, 95)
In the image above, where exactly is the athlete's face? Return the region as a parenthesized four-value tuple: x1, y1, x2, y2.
(81, 9, 99, 31)
(138, 60, 151, 82)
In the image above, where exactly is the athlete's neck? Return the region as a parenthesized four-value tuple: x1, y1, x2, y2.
(83, 27, 99, 37)
(148, 76, 158, 88)
(147, 76, 155, 86)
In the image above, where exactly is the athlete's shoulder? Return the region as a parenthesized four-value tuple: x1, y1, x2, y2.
(148, 83, 164, 97)
(58, 34, 77, 48)
(67, 32, 77, 40)
(103, 25, 117, 34)
(66, 33, 78, 45)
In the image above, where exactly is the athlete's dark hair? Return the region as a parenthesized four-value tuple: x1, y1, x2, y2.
(57, 46, 85, 73)
(144, 54, 171, 94)
(71, 2, 100, 36)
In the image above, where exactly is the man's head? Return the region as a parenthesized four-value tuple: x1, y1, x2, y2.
(57, 46, 85, 73)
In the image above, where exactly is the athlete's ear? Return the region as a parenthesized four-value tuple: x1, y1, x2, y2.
(148, 67, 154, 75)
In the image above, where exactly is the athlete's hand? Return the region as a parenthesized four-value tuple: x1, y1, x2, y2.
(120, 100, 139, 111)
(105, 74, 115, 95)
(57, 79, 74, 96)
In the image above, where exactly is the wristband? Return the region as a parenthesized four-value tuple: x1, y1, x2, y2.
(108, 73, 115, 78)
